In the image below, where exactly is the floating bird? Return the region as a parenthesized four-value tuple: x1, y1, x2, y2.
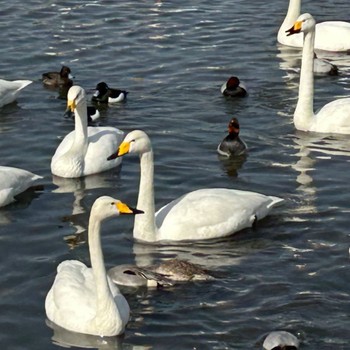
(217, 118, 248, 157)
(108, 258, 213, 287)
(220, 76, 247, 97)
(92, 82, 128, 103)
(313, 53, 338, 76)
(286, 13, 350, 134)
(45, 196, 143, 336)
(0, 166, 42, 208)
(0, 79, 32, 108)
(278, 0, 350, 51)
(64, 105, 100, 125)
(263, 331, 300, 350)
(42, 66, 74, 88)
(51, 85, 124, 178)
(107, 130, 284, 242)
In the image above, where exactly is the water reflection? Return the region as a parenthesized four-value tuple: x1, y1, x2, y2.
(291, 130, 350, 215)
(52, 173, 117, 248)
(47, 320, 149, 350)
(217, 154, 247, 177)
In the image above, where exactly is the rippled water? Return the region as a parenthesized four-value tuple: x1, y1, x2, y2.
(1, 1, 350, 349)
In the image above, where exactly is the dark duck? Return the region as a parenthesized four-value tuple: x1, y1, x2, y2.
(91, 82, 128, 103)
(217, 118, 247, 157)
(221, 76, 247, 97)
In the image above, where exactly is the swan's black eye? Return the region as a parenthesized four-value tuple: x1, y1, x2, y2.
(110, 202, 115, 205)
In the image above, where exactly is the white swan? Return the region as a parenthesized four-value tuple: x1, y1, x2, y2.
(278, 0, 350, 51)
(107, 130, 284, 242)
(287, 13, 350, 134)
(0, 166, 42, 208)
(0, 79, 32, 108)
(45, 196, 144, 336)
(51, 85, 124, 178)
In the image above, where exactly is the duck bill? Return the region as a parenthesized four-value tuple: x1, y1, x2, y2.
(286, 21, 302, 36)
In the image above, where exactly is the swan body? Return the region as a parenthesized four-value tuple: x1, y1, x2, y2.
(108, 258, 213, 287)
(51, 85, 124, 178)
(0, 166, 42, 207)
(217, 118, 248, 157)
(0, 79, 32, 108)
(278, 0, 350, 51)
(42, 66, 74, 88)
(45, 196, 143, 336)
(287, 13, 350, 134)
(92, 82, 128, 104)
(107, 130, 284, 242)
(220, 76, 247, 97)
(263, 331, 300, 350)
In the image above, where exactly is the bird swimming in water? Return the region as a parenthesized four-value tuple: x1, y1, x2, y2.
(217, 118, 248, 157)
(108, 258, 214, 287)
(92, 82, 128, 103)
(221, 76, 247, 97)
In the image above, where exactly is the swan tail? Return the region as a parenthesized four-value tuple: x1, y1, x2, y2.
(267, 196, 284, 209)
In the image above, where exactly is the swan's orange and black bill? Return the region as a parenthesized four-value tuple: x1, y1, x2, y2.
(116, 201, 144, 215)
(107, 151, 118, 161)
(107, 141, 130, 160)
(286, 21, 302, 36)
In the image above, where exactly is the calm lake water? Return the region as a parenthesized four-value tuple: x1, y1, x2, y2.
(1, 1, 350, 349)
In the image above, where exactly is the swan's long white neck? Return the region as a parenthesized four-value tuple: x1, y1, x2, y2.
(294, 28, 315, 131)
(278, 0, 301, 40)
(134, 149, 158, 242)
(72, 102, 88, 153)
(88, 214, 114, 314)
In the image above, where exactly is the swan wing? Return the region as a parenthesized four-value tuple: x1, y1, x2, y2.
(83, 127, 124, 174)
(0, 79, 32, 107)
(0, 166, 42, 207)
(155, 188, 283, 241)
(315, 21, 350, 51)
(314, 98, 350, 134)
(45, 260, 97, 331)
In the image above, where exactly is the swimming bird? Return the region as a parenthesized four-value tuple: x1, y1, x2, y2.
(42, 66, 74, 88)
(263, 331, 300, 350)
(0, 79, 32, 108)
(51, 85, 124, 178)
(107, 130, 284, 242)
(108, 258, 213, 287)
(0, 166, 42, 208)
(220, 76, 247, 97)
(278, 0, 350, 51)
(286, 13, 350, 134)
(45, 196, 143, 336)
(92, 82, 128, 104)
(313, 53, 338, 76)
(64, 105, 100, 125)
(217, 118, 248, 157)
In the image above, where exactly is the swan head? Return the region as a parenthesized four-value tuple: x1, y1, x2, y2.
(67, 85, 86, 112)
(107, 130, 152, 160)
(91, 196, 144, 222)
(286, 13, 315, 36)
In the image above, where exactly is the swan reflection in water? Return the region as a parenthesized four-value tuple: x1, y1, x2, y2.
(290, 130, 350, 216)
(46, 320, 151, 350)
(52, 172, 118, 249)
